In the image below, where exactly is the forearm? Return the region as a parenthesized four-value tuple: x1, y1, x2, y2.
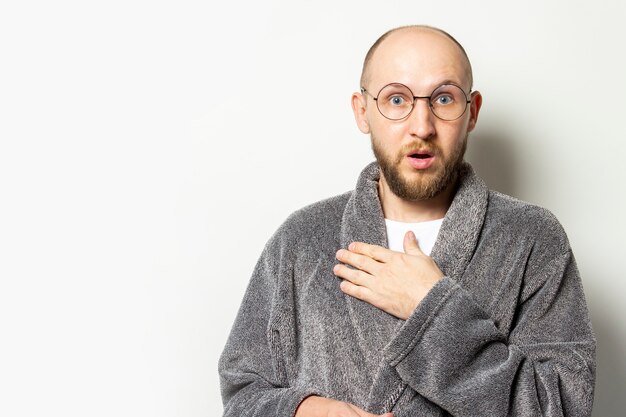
(385, 277, 595, 416)
(220, 232, 311, 417)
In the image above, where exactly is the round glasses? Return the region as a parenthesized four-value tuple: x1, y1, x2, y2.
(360, 83, 471, 121)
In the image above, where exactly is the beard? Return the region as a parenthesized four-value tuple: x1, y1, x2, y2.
(371, 134, 468, 201)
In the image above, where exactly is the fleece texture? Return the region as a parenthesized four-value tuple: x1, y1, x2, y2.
(219, 162, 596, 417)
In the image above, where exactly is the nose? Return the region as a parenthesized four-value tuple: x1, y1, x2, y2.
(406, 98, 436, 140)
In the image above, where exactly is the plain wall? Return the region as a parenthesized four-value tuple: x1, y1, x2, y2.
(1, 1, 624, 416)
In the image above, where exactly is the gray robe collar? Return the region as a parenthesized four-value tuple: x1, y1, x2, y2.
(338, 161, 489, 410)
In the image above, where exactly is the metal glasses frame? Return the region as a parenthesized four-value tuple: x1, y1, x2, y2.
(360, 82, 472, 121)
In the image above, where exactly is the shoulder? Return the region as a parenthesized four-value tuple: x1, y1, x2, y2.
(264, 191, 353, 260)
(281, 191, 352, 235)
(486, 190, 570, 253)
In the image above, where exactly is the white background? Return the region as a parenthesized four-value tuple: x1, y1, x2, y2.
(1, 1, 624, 416)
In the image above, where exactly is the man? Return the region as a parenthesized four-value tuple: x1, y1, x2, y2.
(219, 25, 596, 417)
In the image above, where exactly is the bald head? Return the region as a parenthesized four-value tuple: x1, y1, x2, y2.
(360, 25, 473, 92)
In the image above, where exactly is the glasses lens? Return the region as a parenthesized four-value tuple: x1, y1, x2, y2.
(430, 84, 468, 120)
(376, 83, 414, 120)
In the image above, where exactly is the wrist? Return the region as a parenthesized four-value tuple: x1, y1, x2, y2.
(294, 395, 331, 417)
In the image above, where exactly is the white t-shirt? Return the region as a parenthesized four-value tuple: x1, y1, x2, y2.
(385, 218, 444, 256)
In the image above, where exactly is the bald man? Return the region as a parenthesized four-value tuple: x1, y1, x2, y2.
(219, 26, 596, 417)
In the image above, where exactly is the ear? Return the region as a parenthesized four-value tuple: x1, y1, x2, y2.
(351, 92, 370, 134)
(467, 91, 482, 132)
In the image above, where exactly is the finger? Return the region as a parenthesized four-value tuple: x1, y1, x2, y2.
(349, 403, 394, 417)
(348, 241, 394, 263)
(333, 264, 372, 286)
(402, 231, 424, 256)
(339, 280, 375, 304)
(336, 249, 382, 274)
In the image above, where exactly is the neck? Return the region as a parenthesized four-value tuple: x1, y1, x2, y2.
(377, 174, 457, 223)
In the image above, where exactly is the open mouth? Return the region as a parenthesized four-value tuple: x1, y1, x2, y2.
(409, 151, 433, 159)
(406, 150, 435, 169)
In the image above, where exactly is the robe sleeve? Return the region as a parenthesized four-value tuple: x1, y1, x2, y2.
(218, 232, 314, 417)
(383, 216, 596, 416)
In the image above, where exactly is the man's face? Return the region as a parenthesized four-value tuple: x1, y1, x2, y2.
(353, 29, 481, 201)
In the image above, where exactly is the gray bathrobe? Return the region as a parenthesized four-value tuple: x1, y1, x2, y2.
(219, 162, 596, 417)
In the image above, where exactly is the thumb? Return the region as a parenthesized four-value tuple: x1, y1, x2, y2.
(380, 414, 394, 417)
(403, 231, 423, 256)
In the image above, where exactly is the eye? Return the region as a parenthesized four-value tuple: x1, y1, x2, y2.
(389, 95, 406, 106)
(434, 94, 454, 105)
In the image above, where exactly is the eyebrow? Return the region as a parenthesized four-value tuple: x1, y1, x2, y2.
(416, 79, 469, 94)
(371, 78, 469, 95)
(432, 79, 464, 88)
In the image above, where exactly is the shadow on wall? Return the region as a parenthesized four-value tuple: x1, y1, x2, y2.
(466, 127, 626, 417)
(465, 128, 519, 197)
(587, 288, 626, 417)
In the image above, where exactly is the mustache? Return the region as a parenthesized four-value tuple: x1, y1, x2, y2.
(395, 141, 441, 162)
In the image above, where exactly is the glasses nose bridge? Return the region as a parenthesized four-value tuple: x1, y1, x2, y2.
(407, 94, 434, 119)
(411, 94, 432, 107)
